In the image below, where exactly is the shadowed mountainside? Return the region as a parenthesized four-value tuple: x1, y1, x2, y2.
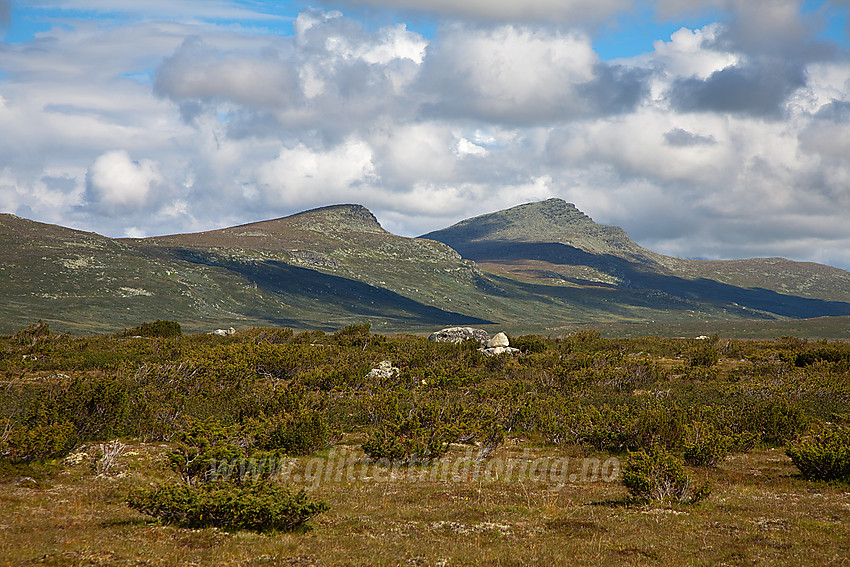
(421, 199, 850, 306)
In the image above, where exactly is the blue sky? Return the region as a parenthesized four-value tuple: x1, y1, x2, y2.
(1, 0, 850, 268)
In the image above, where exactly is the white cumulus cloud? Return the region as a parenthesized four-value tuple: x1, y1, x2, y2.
(85, 150, 165, 213)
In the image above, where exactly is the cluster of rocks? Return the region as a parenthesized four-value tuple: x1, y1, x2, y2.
(211, 327, 236, 336)
(427, 327, 520, 357)
(367, 360, 400, 379)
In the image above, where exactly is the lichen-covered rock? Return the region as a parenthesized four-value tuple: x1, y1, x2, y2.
(481, 346, 520, 357)
(367, 360, 400, 379)
(428, 327, 490, 345)
(487, 332, 510, 348)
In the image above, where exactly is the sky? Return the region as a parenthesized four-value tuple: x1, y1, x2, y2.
(1, 1, 850, 269)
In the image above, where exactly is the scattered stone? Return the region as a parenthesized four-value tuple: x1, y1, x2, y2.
(212, 327, 237, 336)
(428, 327, 490, 346)
(428, 328, 520, 356)
(480, 346, 520, 357)
(367, 360, 400, 379)
(487, 332, 510, 348)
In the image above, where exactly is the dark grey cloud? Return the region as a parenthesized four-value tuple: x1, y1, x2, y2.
(814, 99, 850, 121)
(578, 64, 651, 116)
(153, 36, 302, 112)
(153, 13, 425, 144)
(664, 128, 717, 146)
(667, 61, 807, 117)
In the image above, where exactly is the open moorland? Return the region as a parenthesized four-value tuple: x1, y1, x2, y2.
(1, 321, 849, 566)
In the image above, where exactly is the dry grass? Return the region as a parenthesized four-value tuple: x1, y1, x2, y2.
(2, 442, 849, 566)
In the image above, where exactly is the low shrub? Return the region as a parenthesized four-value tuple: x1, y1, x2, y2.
(128, 320, 182, 338)
(794, 346, 850, 368)
(622, 446, 710, 505)
(743, 398, 810, 445)
(2, 421, 74, 461)
(127, 481, 329, 532)
(362, 408, 457, 463)
(786, 424, 850, 482)
(260, 410, 331, 456)
(13, 320, 51, 346)
(510, 335, 547, 354)
(332, 323, 371, 348)
(682, 422, 733, 467)
(689, 336, 719, 368)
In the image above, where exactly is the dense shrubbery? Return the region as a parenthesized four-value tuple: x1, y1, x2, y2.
(786, 424, 850, 482)
(127, 481, 329, 532)
(126, 320, 182, 338)
(682, 422, 734, 467)
(362, 401, 458, 463)
(13, 320, 52, 346)
(688, 335, 720, 368)
(260, 410, 331, 456)
(1, 322, 846, 491)
(622, 446, 711, 505)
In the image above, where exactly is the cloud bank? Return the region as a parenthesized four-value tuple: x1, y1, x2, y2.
(1, 1, 850, 269)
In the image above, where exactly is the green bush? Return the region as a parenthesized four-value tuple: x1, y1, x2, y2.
(622, 446, 710, 505)
(786, 424, 850, 482)
(3, 421, 74, 461)
(13, 320, 51, 346)
(127, 481, 329, 532)
(744, 398, 810, 445)
(682, 422, 733, 467)
(794, 346, 850, 368)
(167, 419, 242, 484)
(510, 335, 547, 354)
(689, 336, 719, 368)
(362, 407, 457, 463)
(128, 320, 182, 338)
(261, 410, 331, 456)
(332, 323, 371, 348)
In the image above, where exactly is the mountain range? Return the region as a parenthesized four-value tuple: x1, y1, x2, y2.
(2, 198, 850, 336)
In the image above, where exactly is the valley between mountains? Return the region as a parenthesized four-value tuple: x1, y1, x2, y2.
(2, 198, 850, 336)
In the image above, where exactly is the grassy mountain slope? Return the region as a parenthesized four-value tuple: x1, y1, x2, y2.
(421, 199, 850, 320)
(0, 214, 312, 334)
(3, 198, 850, 336)
(0, 210, 492, 334)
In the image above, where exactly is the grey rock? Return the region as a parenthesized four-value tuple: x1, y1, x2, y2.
(211, 327, 236, 337)
(487, 332, 510, 348)
(428, 327, 490, 346)
(367, 360, 400, 379)
(480, 346, 520, 357)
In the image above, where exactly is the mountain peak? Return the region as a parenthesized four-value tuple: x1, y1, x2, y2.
(231, 204, 385, 236)
(420, 199, 660, 264)
(292, 204, 384, 233)
(421, 199, 601, 244)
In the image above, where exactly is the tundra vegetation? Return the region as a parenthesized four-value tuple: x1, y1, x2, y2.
(1, 321, 849, 565)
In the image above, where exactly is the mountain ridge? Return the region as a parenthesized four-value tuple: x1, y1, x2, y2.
(421, 199, 850, 304)
(2, 201, 850, 335)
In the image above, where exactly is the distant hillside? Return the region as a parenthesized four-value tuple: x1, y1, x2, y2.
(0, 210, 493, 334)
(421, 199, 850, 320)
(422, 199, 664, 264)
(2, 199, 850, 336)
